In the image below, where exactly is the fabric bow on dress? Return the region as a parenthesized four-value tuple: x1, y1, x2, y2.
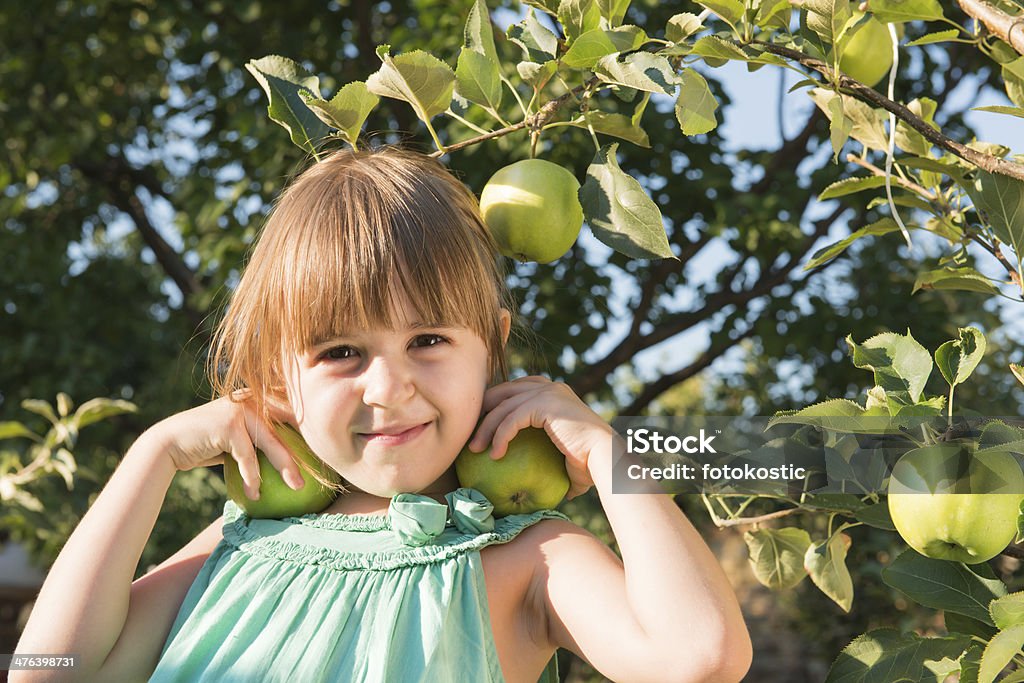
(387, 487, 496, 546)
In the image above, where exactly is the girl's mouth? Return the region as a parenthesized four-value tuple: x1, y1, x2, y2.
(359, 422, 430, 445)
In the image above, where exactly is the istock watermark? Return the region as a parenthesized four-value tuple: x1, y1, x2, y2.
(609, 416, 1024, 496)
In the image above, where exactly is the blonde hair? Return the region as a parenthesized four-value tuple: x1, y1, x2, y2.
(206, 147, 515, 484)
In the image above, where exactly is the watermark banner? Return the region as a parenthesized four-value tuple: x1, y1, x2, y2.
(610, 416, 1024, 496)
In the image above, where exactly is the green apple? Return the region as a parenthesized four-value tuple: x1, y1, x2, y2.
(887, 444, 1024, 564)
(479, 159, 584, 264)
(224, 422, 340, 518)
(455, 427, 571, 516)
(838, 13, 894, 87)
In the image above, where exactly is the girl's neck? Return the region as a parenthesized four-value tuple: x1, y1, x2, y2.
(324, 470, 461, 516)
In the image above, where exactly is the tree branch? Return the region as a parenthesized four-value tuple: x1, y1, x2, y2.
(750, 40, 1024, 181)
(619, 324, 757, 415)
(74, 156, 205, 330)
(958, 0, 1024, 56)
(750, 108, 825, 196)
(590, 205, 844, 412)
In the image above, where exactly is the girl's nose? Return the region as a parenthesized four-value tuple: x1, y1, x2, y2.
(360, 355, 415, 407)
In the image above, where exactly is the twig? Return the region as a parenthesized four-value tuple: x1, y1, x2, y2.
(973, 234, 1024, 289)
(712, 506, 804, 528)
(958, 0, 1024, 56)
(845, 153, 938, 200)
(750, 40, 1024, 182)
(429, 76, 600, 158)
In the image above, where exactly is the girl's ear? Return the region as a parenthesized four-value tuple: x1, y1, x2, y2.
(499, 308, 512, 347)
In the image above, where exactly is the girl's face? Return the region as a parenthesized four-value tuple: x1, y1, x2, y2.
(283, 288, 510, 498)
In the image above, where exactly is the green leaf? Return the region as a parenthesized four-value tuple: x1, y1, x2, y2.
(596, 0, 631, 27)
(869, 0, 945, 22)
(934, 327, 986, 388)
(674, 68, 718, 135)
(561, 26, 648, 68)
(895, 98, 939, 157)
(819, 175, 890, 200)
(1005, 63, 1024, 108)
(966, 171, 1024, 264)
(689, 35, 751, 63)
(809, 88, 889, 151)
(21, 399, 59, 426)
(594, 52, 679, 96)
(945, 611, 998, 640)
(464, 0, 500, 65)
(906, 29, 960, 46)
(803, 0, 854, 46)
(665, 12, 704, 42)
(853, 502, 895, 530)
(455, 49, 503, 111)
(805, 218, 903, 270)
(990, 592, 1024, 630)
(0, 421, 41, 441)
(698, 0, 744, 25)
(824, 628, 972, 683)
(979, 624, 1024, 683)
(571, 109, 651, 147)
(1011, 364, 1024, 388)
(367, 46, 456, 122)
(882, 550, 1008, 625)
(507, 9, 559, 63)
(755, 0, 792, 31)
(846, 331, 932, 403)
(744, 527, 811, 590)
(887, 394, 945, 417)
(300, 81, 379, 148)
(972, 105, 1024, 119)
(245, 55, 332, 154)
(72, 398, 137, 430)
(522, 0, 560, 14)
(804, 529, 855, 612)
(767, 399, 867, 432)
(827, 95, 852, 163)
(517, 60, 558, 89)
(579, 143, 674, 259)
(558, 0, 601, 44)
(912, 267, 1001, 296)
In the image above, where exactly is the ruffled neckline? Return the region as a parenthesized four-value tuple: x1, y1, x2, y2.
(227, 487, 499, 546)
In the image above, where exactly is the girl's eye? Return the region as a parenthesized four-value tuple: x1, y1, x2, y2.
(412, 334, 449, 348)
(321, 346, 358, 361)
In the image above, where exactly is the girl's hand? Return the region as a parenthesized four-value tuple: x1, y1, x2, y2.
(467, 376, 615, 500)
(142, 392, 305, 500)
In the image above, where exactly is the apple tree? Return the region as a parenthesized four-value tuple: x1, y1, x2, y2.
(244, 0, 1024, 677)
(3, 0, 1024, 677)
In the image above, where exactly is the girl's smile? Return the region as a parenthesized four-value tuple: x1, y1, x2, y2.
(357, 421, 432, 445)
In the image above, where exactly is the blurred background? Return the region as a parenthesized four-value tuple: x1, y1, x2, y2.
(1, 0, 1022, 679)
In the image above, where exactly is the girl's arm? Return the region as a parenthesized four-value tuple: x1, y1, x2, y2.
(12, 395, 303, 682)
(470, 377, 752, 683)
(13, 431, 185, 682)
(537, 441, 752, 683)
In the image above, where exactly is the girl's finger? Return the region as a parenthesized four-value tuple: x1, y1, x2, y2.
(470, 387, 545, 452)
(481, 375, 551, 412)
(227, 432, 262, 501)
(245, 412, 306, 491)
(488, 404, 551, 460)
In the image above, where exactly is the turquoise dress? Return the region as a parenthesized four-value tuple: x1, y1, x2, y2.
(150, 488, 568, 682)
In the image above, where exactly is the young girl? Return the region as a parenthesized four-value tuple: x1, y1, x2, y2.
(14, 147, 751, 683)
